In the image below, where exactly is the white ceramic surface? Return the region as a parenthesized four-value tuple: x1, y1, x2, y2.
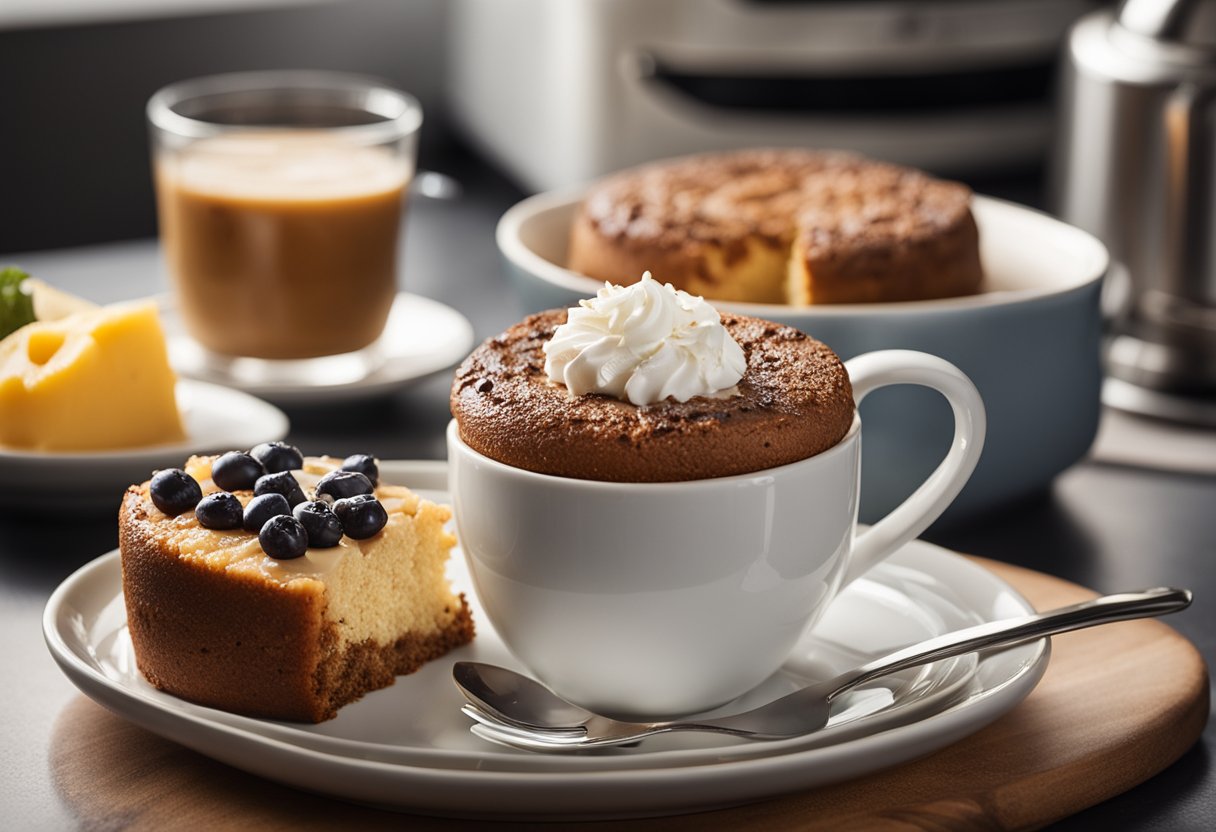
(497, 191, 1109, 524)
(165, 292, 475, 406)
(447, 349, 985, 716)
(0, 379, 288, 511)
(43, 460, 1047, 820)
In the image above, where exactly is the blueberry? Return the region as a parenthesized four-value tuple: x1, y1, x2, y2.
(254, 471, 307, 507)
(211, 451, 265, 492)
(340, 454, 379, 486)
(195, 492, 244, 530)
(315, 470, 374, 502)
(242, 492, 291, 533)
(250, 441, 303, 474)
(293, 500, 344, 548)
(333, 494, 388, 540)
(149, 468, 203, 517)
(258, 515, 309, 559)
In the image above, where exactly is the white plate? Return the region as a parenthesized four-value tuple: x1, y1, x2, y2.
(166, 293, 475, 406)
(44, 461, 1048, 820)
(0, 379, 288, 512)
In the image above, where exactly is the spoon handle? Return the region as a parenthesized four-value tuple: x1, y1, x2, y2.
(827, 587, 1192, 701)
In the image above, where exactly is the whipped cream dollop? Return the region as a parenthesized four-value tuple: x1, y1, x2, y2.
(543, 272, 746, 406)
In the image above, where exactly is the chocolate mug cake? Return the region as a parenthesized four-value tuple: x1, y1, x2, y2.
(451, 273, 855, 482)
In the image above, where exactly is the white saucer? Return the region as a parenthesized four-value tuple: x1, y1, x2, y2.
(44, 461, 1048, 820)
(166, 293, 475, 406)
(0, 379, 288, 512)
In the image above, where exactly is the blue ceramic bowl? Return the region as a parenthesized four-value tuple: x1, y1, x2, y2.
(497, 191, 1109, 525)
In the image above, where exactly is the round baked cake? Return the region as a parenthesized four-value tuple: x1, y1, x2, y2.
(450, 310, 855, 482)
(120, 454, 474, 723)
(568, 149, 983, 305)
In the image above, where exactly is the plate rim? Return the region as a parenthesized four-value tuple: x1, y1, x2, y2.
(43, 545, 991, 772)
(42, 459, 1050, 817)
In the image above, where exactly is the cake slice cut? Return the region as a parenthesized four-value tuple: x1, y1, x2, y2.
(786, 168, 984, 305)
(119, 455, 474, 722)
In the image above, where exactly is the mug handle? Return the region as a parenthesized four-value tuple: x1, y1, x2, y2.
(841, 350, 987, 586)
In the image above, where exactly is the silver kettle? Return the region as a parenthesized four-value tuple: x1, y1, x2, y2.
(1056, 0, 1216, 405)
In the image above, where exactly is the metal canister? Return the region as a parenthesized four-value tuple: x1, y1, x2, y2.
(1056, 0, 1216, 404)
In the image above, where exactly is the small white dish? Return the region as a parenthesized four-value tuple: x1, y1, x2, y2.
(0, 379, 288, 512)
(166, 292, 475, 407)
(44, 461, 1048, 820)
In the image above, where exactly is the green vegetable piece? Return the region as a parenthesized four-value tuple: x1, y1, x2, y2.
(0, 266, 37, 340)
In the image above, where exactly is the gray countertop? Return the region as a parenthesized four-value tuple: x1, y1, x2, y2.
(1, 149, 1212, 830)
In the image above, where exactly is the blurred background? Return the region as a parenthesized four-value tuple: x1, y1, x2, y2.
(0, 0, 1107, 253)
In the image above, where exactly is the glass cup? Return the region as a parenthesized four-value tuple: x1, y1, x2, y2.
(148, 71, 421, 382)
(448, 350, 986, 718)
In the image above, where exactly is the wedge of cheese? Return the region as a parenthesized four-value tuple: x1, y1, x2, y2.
(0, 301, 185, 451)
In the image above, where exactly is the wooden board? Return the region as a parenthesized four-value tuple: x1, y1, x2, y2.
(49, 558, 1209, 831)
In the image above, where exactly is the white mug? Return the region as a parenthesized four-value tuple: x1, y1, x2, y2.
(447, 349, 985, 717)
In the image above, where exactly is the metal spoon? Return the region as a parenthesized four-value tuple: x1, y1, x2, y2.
(454, 587, 1191, 752)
